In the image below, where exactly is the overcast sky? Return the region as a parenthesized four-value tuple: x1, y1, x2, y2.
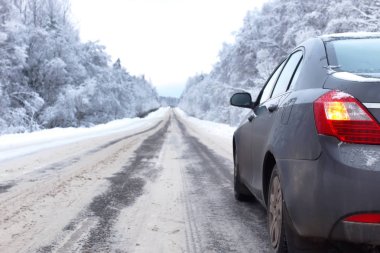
(71, 0, 266, 97)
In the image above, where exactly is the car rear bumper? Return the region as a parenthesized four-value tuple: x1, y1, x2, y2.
(277, 136, 380, 245)
(331, 221, 380, 245)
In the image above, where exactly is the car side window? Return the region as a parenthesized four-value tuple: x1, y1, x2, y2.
(271, 50, 303, 98)
(259, 60, 286, 104)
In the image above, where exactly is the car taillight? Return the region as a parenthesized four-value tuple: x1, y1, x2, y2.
(314, 90, 380, 145)
(344, 213, 380, 224)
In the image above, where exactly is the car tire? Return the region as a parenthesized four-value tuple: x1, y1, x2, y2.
(268, 166, 288, 253)
(234, 152, 253, 201)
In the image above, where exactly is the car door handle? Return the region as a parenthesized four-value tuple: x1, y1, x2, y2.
(268, 104, 278, 113)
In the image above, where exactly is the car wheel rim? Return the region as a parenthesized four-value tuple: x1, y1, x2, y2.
(269, 176, 282, 249)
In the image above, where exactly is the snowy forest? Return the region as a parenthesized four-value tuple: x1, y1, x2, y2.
(4, 0, 380, 134)
(0, 0, 159, 134)
(179, 0, 380, 126)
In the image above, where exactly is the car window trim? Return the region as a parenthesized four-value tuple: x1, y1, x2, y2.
(257, 59, 287, 106)
(269, 49, 304, 100)
(286, 55, 303, 91)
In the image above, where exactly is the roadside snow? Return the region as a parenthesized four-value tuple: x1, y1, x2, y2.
(175, 108, 236, 161)
(175, 108, 236, 141)
(0, 108, 169, 162)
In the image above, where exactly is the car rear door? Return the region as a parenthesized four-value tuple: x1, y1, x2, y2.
(248, 50, 304, 198)
(236, 116, 255, 181)
(238, 60, 286, 186)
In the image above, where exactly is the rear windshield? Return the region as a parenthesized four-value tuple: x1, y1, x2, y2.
(326, 38, 380, 74)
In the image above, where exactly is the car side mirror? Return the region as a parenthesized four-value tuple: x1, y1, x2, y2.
(230, 92, 254, 109)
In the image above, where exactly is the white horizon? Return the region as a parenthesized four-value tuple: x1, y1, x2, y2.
(71, 0, 267, 97)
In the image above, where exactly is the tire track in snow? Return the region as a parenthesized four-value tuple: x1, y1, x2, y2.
(180, 163, 204, 253)
(36, 111, 271, 252)
(175, 113, 270, 253)
(82, 119, 170, 252)
(37, 119, 170, 252)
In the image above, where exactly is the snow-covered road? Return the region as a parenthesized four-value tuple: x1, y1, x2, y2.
(0, 108, 270, 253)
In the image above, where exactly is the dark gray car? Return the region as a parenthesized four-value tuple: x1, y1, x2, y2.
(230, 33, 380, 253)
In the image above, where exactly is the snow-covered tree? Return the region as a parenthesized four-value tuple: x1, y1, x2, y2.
(179, 0, 380, 125)
(0, 0, 159, 134)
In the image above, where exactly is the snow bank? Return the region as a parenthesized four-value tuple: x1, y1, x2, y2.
(175, 108, 236, 140)
(175, 108, 236, 161)
(0, 108, 169, 162)
(178, 74, 262, 126)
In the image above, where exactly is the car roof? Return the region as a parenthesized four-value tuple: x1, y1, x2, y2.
(319, 32, 380, 42)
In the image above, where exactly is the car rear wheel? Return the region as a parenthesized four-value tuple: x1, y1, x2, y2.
(233, 151, 252, 201)
(268, 166, 288, 253)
